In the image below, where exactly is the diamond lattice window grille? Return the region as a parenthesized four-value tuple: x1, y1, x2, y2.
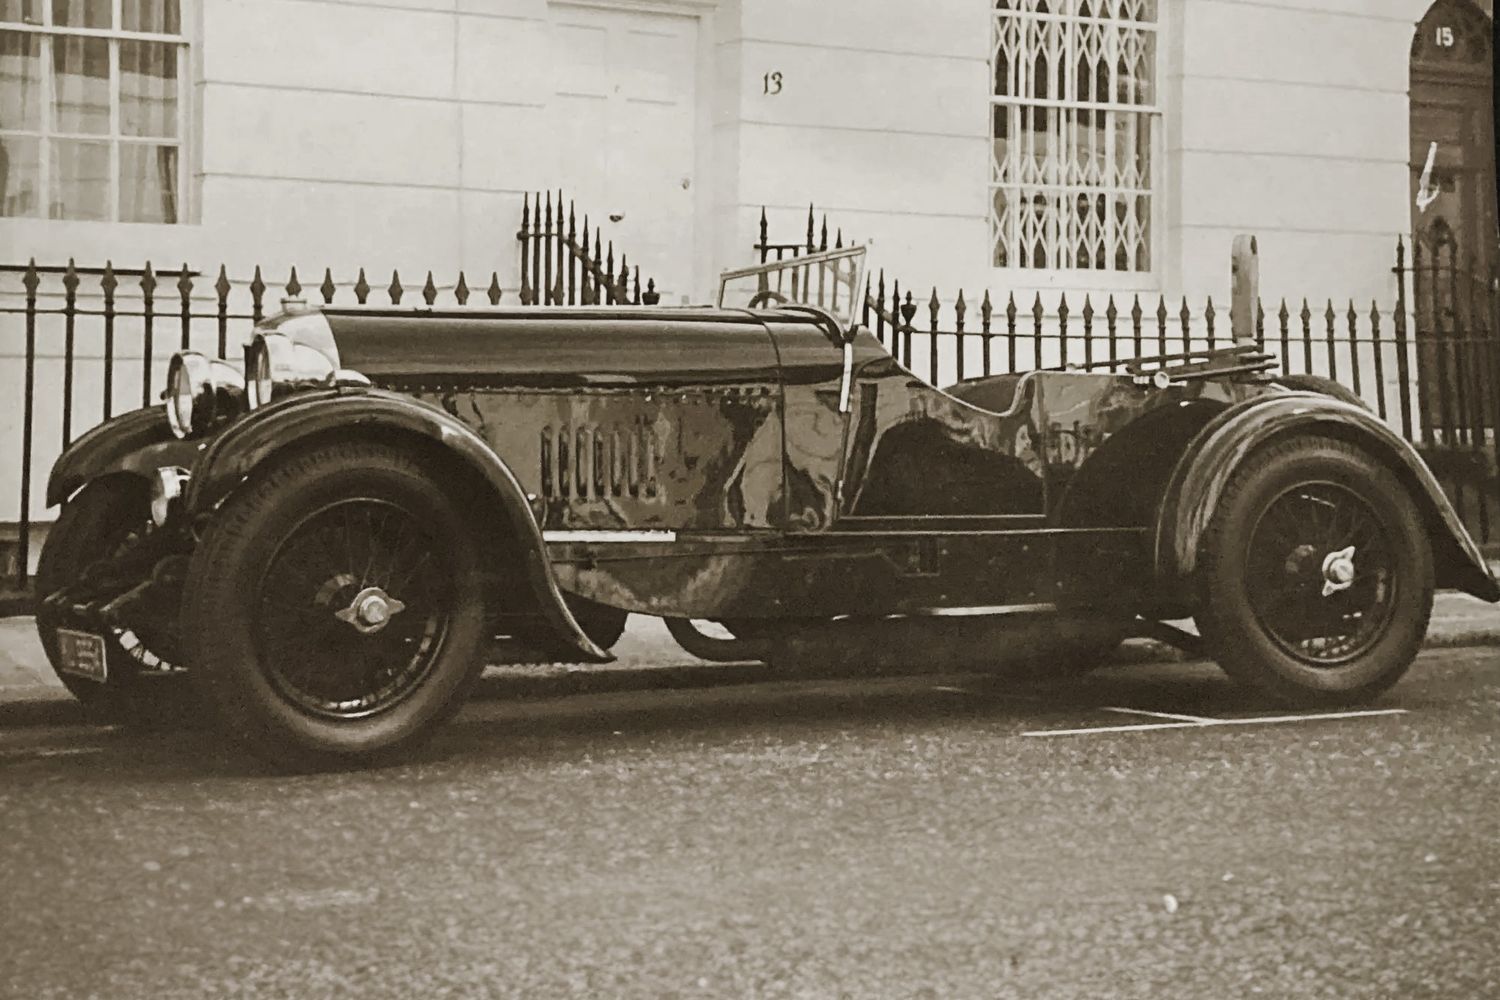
(991, 0, 1159, 272)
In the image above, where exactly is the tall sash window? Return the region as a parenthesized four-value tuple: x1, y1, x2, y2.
(1, 0, 186, 223)
(990, 0, 1158, 272)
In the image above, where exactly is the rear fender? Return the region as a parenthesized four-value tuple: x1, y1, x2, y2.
(1155, 392, 1500, 602)
(186, 387, 612, 663)
(46, 406, 202, 508)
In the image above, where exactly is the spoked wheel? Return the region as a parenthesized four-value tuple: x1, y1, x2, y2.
(1243, 484, 1397, 664)
(34, 478, 192, 724)
(1197, 435, 1433, 707)
(183, 441, 489, 770)
(254, 498, 453, 719)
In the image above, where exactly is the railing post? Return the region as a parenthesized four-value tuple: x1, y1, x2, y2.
(140, 263, 156, 409)
(250, 266, 266, 324)
(518, 192, 531, 305)
(102, 262, 117, 418)
(927, 288, 940, 386)
(542, 191, 554, 306)
(19, 260, 39, 589)
(1369, 301, 1388, 422)
(62, 260, 78, 448)
(177, 264, 193, 357)
(1081, 294, 1094, 369)
(1346, 300, 1362, 399)
(1230, 234, 1258, 346)
(954, 290, 967, 383)
(1058, 293, 1070, 369)
(980, 290, 993, 376)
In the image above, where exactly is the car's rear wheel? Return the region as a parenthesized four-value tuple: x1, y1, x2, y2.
(1196, 435, 1433, 706)
(182, 441, 490, 770)
(34, 477, 192, 724)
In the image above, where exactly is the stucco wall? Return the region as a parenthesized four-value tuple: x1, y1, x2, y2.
(1, 0, 1490, 525)
(6, 0, 555, 292)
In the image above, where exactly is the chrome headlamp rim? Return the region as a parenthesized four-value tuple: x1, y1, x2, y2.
(165, 352, 205, 439)
(165, 352, 244, 439)
(245, 331, 339, 410)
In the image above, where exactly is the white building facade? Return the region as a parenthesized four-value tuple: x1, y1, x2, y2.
(1, 0, 1496, 528)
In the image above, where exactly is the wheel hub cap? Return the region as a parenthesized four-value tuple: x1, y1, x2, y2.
(1320, 545, 1357, 597)
(334, 586, 407, 634)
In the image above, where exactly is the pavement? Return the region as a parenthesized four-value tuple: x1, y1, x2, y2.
(4, 571, 1500, 717)
(2, 645, 1498, 998)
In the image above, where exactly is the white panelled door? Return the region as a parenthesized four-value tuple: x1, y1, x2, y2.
(547, 3, 698, 303)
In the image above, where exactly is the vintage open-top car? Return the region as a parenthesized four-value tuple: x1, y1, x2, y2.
(37, 246, 1500, 769)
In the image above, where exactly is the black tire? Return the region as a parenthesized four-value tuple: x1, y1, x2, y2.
(34, 478, 194, 724)
(1275, 374, 1368, 411)
(1196, 435, 1433, 707)
(182, 441, 490, 770)
(663, 617, 769, 662)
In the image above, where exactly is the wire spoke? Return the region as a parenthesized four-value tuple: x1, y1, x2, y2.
(254, 497, 452, 719)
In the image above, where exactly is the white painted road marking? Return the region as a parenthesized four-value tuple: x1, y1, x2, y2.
(1101, 706, 1217, 724)
(0, 746, 107, 761)
(1023, 708, 1409, 737)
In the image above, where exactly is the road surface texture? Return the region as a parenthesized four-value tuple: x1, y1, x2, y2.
(2, 643, 1497, 999)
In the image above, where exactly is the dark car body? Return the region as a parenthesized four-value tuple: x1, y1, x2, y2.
(36, 247, 1499, 765)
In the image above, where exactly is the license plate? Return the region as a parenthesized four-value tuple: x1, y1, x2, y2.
(56, 628, 108, 683)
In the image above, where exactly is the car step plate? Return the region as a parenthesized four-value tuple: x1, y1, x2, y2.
(56, 628, 108, 683)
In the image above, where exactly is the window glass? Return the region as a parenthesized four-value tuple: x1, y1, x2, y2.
(51, 32, 110, 134)
(49, 137, 109, 219)
(51, 0, 110, 29)
(122, 0, 180, 35)
(990, 0, 1159, 273)
(1, 2, 187, 223)
(0, 134, 41, 216)
(119, 141, 176, 222)
(119, 40, 176, 138)
(0, 1, 42, 25)
(0, 29, 42, 130)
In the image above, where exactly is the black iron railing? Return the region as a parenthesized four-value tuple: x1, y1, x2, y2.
(516, 190, 660, 306)
(758, 205, 1500, 545)
(0, 259, 518, 591)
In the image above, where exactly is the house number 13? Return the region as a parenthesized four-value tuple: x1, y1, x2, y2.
(763, 71, 783, 95)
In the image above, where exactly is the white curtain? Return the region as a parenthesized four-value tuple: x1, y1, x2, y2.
(118, 31, 177, 223)
(49, 0, 112, 219)
(0, 28, 42, 216)
(42, 0, 180, 221)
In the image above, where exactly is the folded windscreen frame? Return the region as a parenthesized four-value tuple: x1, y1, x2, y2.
(718, 245, 869, 334)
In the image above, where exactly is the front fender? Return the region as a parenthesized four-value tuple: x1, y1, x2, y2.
(46, 406, 203, 508)
(186, 387, 612, 663)
(1156, 392, 1500, 603)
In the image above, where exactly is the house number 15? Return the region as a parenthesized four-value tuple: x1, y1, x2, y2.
(763, 71, 783, 95)
(1435, 25, 1455, 47)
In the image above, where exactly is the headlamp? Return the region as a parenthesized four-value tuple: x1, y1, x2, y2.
(164, 351, 245, 439)
(244, 332, 339, 409)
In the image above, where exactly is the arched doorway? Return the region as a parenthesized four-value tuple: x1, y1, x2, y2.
(1407, 0, 1496, 440)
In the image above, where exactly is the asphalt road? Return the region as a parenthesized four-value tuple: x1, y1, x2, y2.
(1, 648, 1497, 1000)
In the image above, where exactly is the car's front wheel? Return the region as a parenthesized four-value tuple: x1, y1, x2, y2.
(182, 441, 490, 770)
(1196, 435, 1433, 707)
